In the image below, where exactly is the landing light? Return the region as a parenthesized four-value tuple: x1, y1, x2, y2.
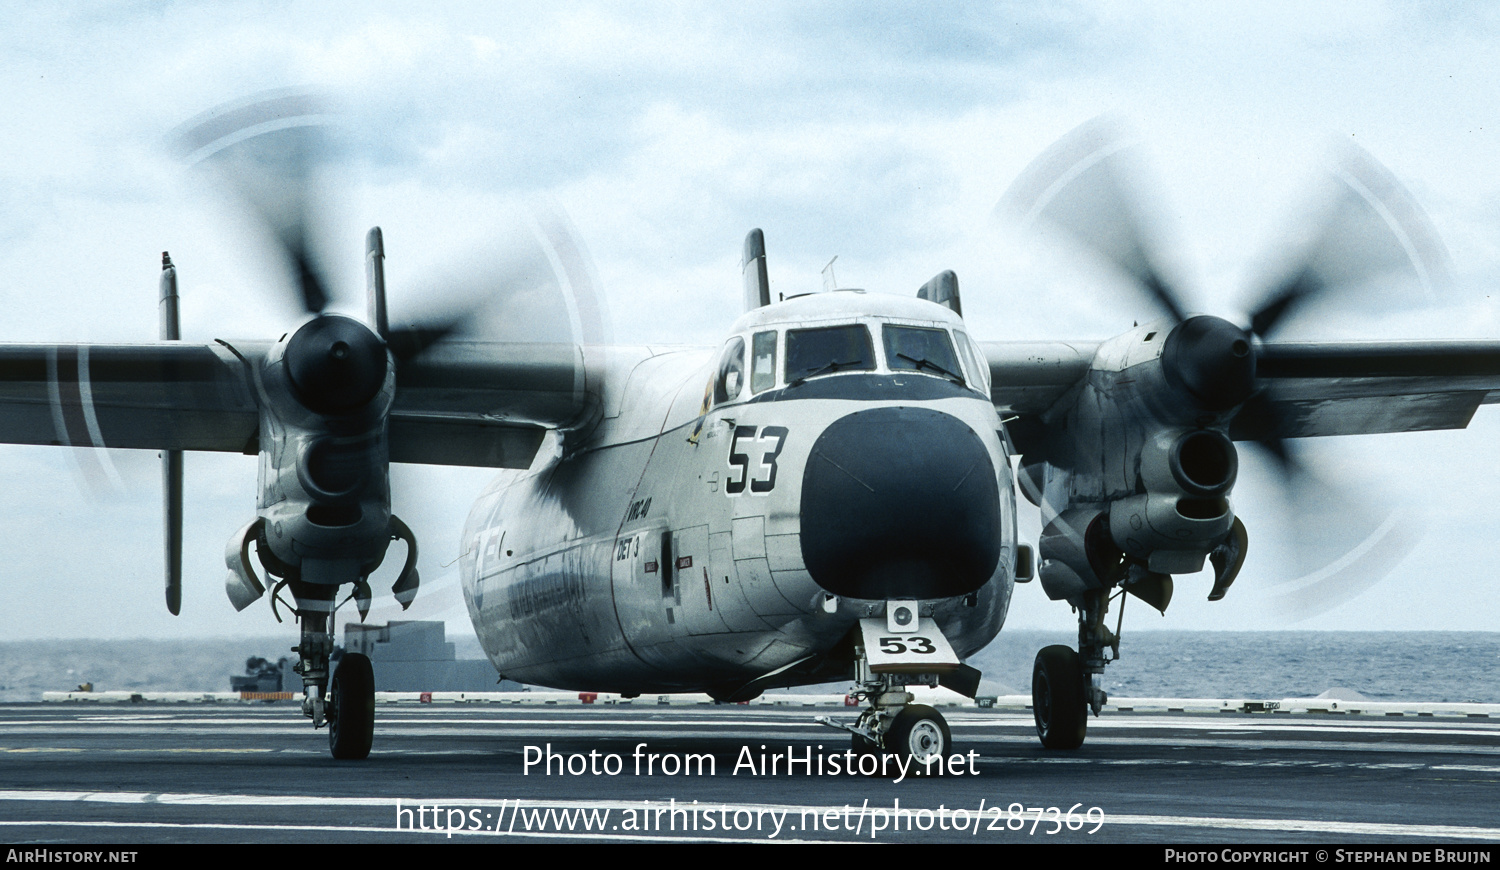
(887, 600, 919, 634)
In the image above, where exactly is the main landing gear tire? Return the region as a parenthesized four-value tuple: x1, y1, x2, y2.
(1032, 645, 1086, 751)
(886, 704, 950, 770)
(328, 652, 375, 760)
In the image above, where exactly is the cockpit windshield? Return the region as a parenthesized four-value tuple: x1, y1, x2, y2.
(883, 325, 965, 384)
(785, 325, 875, 383)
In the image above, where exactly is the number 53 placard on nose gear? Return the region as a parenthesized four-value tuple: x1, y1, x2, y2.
(860, 618, 960, 674)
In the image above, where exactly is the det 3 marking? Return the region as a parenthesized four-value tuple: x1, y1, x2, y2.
(727, 425, 789, 496)
(614, 497, 653, 562)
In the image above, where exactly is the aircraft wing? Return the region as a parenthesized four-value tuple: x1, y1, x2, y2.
(0, 342, 261, 453)
(0, 339, 591, 469)
(980, 341, 1097, 416)
(388, 340, 589, 468)
(1232, 340, 1500, 438)
(981, 338, 1500, 439)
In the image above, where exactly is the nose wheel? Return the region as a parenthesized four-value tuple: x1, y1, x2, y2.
(328, 652, 375, 760)
(832, 698, 952, 770)
(887, 704, 950, 764)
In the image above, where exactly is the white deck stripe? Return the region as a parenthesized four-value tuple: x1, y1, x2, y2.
(0, 790, 1496, 840)
(0, 819, 820, 843)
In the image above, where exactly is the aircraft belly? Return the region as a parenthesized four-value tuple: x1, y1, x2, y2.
(473, 546, 642, 689)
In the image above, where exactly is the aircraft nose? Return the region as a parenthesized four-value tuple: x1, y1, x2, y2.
(799, 407, 1001, 599)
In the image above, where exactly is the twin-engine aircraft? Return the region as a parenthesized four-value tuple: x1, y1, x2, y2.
(7, 97, 1500, 762)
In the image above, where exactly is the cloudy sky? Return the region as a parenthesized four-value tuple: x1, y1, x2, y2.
(1, 3, 1497, 643)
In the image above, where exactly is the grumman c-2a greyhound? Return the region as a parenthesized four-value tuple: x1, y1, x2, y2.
(7, 98, 1500, 763)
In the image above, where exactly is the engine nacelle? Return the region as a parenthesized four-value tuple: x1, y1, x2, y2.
(1032, 317, 1250, 598)
(1037, 508, 1119, 603)
(1108, 492, 1231, 574)
(253, 315, 397, 587)
(1111, 426, 1238, 573)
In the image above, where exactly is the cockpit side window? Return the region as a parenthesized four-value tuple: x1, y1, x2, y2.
(785, 325, 875, 383)
(883, 325, 964, 384)
(714, 336, 747, 405)
(751, 330, 777, 393)
(953, 329, 991, 396)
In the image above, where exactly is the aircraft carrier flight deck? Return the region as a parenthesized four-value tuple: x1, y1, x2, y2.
(2, 698, 1497, 845)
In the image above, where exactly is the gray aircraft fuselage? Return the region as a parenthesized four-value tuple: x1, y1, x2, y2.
(458, 291, 1018, 695)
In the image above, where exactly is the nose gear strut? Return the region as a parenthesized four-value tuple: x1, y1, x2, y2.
(816, 610, 974, 771)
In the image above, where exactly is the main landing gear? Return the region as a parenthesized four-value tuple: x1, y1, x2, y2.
(328, 651, 375, 760)
(283, 580, 376, 760)
(1030, 587, 1117, 750)
(1032, 645, 1085, 749)
(226, 510, 420, 760)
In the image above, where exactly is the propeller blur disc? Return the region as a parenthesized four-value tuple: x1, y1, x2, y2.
(1005, 117, 1450, 616)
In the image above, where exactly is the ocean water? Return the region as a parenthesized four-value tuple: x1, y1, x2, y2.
(0, 632, 1495, 703)
(968, 631, 1500, 703)
(0, 638, 298, 702)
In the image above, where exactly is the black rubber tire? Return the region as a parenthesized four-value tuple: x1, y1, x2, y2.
(1032, 645, 1087, 750)
(886, 704, 951, 769)
(328, 652, 374, 760)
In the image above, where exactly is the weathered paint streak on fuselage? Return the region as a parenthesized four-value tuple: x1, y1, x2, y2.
(459, 293, 1018, 693)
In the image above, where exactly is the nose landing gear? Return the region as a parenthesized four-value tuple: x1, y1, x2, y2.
(824, 683, 952, 770)
(819, 614, 974, 771)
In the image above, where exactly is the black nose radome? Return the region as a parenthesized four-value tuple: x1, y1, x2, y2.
(800, 407, 1001, 599)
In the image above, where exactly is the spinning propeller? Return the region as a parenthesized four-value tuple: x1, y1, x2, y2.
(163, 90, 607, 617)
(177, 92, 472, 372)
(1002, 117, 1448, 614)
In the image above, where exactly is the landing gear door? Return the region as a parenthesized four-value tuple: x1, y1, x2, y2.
(859, 618, 960, 674)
